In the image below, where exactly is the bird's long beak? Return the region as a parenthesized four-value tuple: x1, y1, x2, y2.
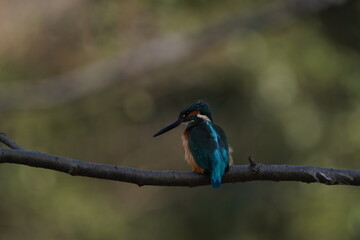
(153, 119, 183, 137)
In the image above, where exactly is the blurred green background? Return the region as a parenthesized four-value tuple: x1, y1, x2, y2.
(1, 0, 360, 239)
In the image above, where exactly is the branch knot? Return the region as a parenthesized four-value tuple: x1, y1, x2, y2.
(248, 156, 260, 173)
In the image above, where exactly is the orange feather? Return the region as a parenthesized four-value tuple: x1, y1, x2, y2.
(181, 130, 205, 174)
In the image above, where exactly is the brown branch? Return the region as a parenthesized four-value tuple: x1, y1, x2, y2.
(0, 132, 25, 150)
(0, 147, 359, 187)
(1, 134, 357, 187)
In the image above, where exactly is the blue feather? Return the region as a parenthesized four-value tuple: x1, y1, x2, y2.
(187, 120, 230, 188)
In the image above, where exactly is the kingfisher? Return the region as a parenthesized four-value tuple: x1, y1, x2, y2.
(153, 101, 233, 188)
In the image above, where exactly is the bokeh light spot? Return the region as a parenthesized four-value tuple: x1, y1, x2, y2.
(280, 101, 323, 150)
(256, 61, 298, 111)
(226, 32, 269, 70)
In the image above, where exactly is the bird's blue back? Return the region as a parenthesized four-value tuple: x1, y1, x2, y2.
(186, 121, 230, 188)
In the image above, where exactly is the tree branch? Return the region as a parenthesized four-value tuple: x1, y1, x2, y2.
(0, 132, 25, 150)
(0, 147, 359, 187)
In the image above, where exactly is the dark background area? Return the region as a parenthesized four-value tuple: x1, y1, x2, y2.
(1, 0, 360, 239)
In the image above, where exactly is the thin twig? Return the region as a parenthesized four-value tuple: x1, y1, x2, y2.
(0, 133, 25, 150)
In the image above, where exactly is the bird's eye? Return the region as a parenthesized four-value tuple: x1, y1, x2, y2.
(181, 114, 186, 118)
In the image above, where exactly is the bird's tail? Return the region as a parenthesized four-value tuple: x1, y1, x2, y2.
(211, 173, 222, 188)
(210, 158, 226, 188)
(210, 148, 229, 188)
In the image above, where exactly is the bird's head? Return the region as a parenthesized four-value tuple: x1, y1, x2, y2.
(153, 101, 213, 137)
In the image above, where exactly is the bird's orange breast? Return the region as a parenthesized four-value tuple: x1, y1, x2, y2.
(181, 130, 205, 174)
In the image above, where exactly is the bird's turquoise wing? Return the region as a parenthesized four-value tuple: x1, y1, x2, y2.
(188, 121, 230, 188)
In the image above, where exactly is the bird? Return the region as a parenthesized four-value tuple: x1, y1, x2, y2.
(153, 101, 233, 188)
